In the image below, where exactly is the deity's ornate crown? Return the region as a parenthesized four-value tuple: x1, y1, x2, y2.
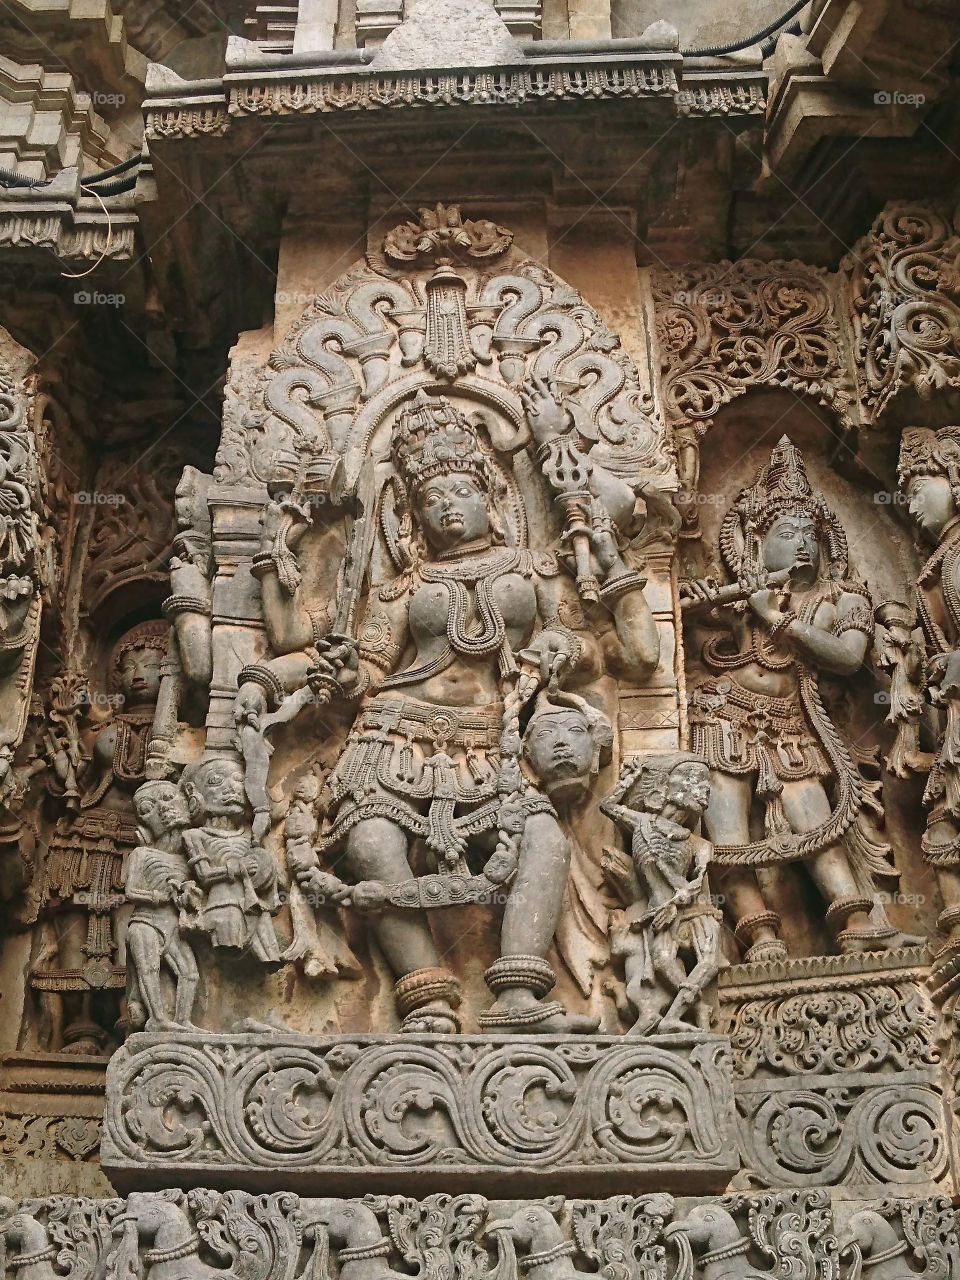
(391, 390, 487, 492)
(739, 436, 826, 531)
(721, 436, 848, 579)
(897, 426, 960, 486)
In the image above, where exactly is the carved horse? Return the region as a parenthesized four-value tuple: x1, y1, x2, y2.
(0, 1199, 60, 1280)
(299, 1201, 406, 1280)
(664, 1205, 769, 1280)
(837, 1211, 913, 1280)
(104, 1192, 230, 1280)
(484, 1203, 580, 1280)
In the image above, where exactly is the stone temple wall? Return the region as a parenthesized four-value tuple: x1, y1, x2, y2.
(1, 1, 960, 1277)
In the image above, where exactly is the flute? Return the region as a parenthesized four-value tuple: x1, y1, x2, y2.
(679, 567, 792, 613)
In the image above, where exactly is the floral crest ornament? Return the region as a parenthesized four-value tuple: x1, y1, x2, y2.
(383, 203, 513, 265)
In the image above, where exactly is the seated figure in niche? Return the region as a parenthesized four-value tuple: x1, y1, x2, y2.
(236, 389, 660, 1033)
(683, 437, 908, 960)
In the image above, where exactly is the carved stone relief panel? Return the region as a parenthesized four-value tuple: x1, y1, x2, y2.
(140, 202, 686, 1048)
(0, 1186, 854, 1280)
(16, 444, 198, 1058)
(101, 1028, 737, 1193)
(678, 428, 927, 964)
(718, 948, 948, 1193)
(844, 203, 960, 426)
(0, 329, 46, 799)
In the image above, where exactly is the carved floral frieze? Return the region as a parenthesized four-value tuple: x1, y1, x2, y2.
(102, 1031, 737, 1194)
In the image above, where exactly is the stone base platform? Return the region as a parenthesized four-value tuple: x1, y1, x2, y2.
(102, 1030, 738, 1194)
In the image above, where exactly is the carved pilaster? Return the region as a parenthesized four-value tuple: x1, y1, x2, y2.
(718, 948, 949, 1193)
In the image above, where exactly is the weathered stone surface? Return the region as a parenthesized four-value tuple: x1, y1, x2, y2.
(0, 1185, 857, 1279)
(720, 947, 947, 1193)
(2, 0, 960, 1223)
(370, 0, 521, 71)
(102, 1030, 737, 1193)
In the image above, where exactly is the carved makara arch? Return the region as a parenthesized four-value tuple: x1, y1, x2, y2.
(216, 204, 674, 496)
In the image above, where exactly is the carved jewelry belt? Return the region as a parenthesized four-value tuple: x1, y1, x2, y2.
(354, 694, 503, 750)
(690, 677, 830, 781)
(320, 696, 508, 865)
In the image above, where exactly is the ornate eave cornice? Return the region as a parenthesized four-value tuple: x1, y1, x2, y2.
(0, 172, 137, 265)
(142, 44, 767, 142)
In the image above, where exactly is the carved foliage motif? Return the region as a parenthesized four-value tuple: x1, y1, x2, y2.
(0, 1113, 102, 1162)
(81, 450, 183, 616)
(745, 1078, 949, 1187)
(727, 982, 940, 1079)
(845, 202, 960, 420)
(101, 1032, 736, 1190)
(666, 1190, 837, 1280)
(216, 218, 668, 490)
(721, 958, 947, 1192)
(651, 261, 851, 428)
(0, 333, 44, 768)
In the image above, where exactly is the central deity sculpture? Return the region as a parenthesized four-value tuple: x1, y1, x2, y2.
(236, 388, 659, 1033)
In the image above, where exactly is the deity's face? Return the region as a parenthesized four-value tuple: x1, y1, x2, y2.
(665, 762, 711, 819)
(415, 472, 490, 551)
(190, 759, 247, 818)
(761, 513, 821, 577)
(907, 474, 956, 544)
(136, 782, 190, 839)
(524, 709, 595, 800)
(118, 644, 163, 707)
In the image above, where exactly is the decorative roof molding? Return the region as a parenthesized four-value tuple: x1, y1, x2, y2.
(142, 40, 767, 141)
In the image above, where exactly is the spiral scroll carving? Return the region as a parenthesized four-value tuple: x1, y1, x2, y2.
(102, 1031, 737, 1191)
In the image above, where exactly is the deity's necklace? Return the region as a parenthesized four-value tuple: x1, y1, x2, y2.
(419, 544, 524, 657)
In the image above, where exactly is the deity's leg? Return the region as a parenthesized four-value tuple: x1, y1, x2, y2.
(344, 817, 461, 1032)
(52, 908, 108, 1054)
(703, 772, 786, 961)
(480, 812, 598, 1034)
(781, 780, 899, 952)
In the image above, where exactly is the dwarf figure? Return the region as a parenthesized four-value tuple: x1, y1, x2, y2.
(601, 752, 724, 1034)
(282, 772, 361, 980)
(180, 757, 281, 964)
(125, 780, 200, 1031)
